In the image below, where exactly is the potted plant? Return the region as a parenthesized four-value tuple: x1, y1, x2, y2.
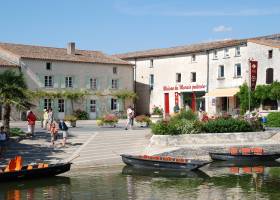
(150, 105, 163, 123)
(135, 115, 151, 127)
(64, 115, 78, 127)
(100, 114, 118, 127)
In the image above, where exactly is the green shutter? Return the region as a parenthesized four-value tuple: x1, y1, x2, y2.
(37, 73, 45, 88)
(117, 79, 121, 89)
(85, 76, 90, 89)
(53, 75, 59, 88)
(108, 97, 112, 112)
(39, 98, 44, 111)
(118, 99, 123, 112)
(73, 76, 78, 88)
(53, 99, 58, 119)
(96, 77, 101, 90)
(96, 99, 100, 117)
(61, 75, 65, 88)
(108, 77, 112, 90)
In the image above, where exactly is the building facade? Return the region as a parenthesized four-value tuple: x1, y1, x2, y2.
(0, 42, 134, 120)
(116, 34, 280, 116)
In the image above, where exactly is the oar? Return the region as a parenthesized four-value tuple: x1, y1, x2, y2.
(66, 154, 80, 163)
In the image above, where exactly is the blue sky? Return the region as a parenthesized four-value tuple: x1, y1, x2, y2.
(0, 0, 280, 54)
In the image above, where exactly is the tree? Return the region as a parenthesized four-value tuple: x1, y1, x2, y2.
(269, 81, 280, 111)
(112, 90, 137, 112)
(254, 84, 271, 109)
(0, 70, 29, 134)
(236, 83, 259, 114)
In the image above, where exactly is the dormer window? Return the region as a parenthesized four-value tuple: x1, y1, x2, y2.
(235, 47, 241, 56)
(268, 50, 273, 59)
(191, 54, 196, 62)
(46, 62, 52, 70)
(150, 59, 154, 68)
(113, 67, 117, 74)
(213, 50, 218, 59)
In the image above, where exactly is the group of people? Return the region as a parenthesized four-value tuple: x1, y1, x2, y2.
(26, 108, 68, 147)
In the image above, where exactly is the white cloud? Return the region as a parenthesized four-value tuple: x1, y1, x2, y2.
(213, 25, 233, 33)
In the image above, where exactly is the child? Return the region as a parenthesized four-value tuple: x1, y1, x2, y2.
(50, 122, 58, 146)
(0, 126, 8, 156)
(58, 119, 68, 147)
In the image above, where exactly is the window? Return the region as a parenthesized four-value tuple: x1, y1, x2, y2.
(113, 67, 117, 74)
(46, 62, 52, 70)
(176, 73, 181, 83)
(90, 78, 97, 89)
(266, 68, 274, 84)
(224, 48, 229, 58)
(44, 76, 53, 87)
(149, 74, 154, 90)
(44, 99, 52, 109)
(235, 47, 241, 56)
(150, 59, 153, 68)
(234, 63, 242, 77)
(191, 72, 196, 82)
(90, 100, 96, 112)
(58, 99, 64, 112)
(191, 54, 196, 62)
(112, 79, 118, 89)
(65, 76, 73, 88)
(268, 50, 273, 59)
(263, 99, 278, 110)
(111, 98, 117, 110)
(213, 50, 218, 59)
(218, 65, 225, 78)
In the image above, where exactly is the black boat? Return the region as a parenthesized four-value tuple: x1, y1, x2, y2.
(209, 152, 280, 162)
(208, 160, 280, 168)
(122, 165, 209, 178)
(121, 154, 210, 171)
(0, 162, 72, 181)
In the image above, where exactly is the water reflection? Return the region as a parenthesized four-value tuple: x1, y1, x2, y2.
(1, 163, 280, 200)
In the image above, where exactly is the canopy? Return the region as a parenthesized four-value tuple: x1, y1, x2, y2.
(205, 88, 239, 97)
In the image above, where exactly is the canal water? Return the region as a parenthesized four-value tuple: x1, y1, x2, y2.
(1, 164, 280, 200)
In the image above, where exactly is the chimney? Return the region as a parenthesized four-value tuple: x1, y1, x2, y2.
(67, 42, 75, 55)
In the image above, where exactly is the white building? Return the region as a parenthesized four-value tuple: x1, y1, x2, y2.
(0, 42, 134, 120)
(116, 34, 280, 116)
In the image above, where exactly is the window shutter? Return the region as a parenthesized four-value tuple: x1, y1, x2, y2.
(118, 99, 124, 112)
(61, 75, 66, 88)
(97, 77, 102, 90)
(52, 99, 58, 119)
(37, 74, 45, 88)
(96, 99, 100, 117)
(39, 98, 44, 111)
(53, 75, 59, 88)
(73, 76, 78, 88)
(117, 79, 121, 89)
(85, 76, 91, 89)
(108, 77, 112, 90)
(108, 97, 112, 111)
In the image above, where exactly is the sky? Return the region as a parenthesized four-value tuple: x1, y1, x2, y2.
(0, 0, 280, 54)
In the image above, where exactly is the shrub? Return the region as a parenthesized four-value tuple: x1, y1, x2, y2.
(267, 112, 280, 127)
(10, 128, 26, 137)
(64, 115, 78, 122)
(173, 119, 201, 134)
(202, 118, 253, 133)
(100, 114, 119, 126)
(151, 120, 178, 135)
(135, 115, 151, 125)
(73, 109, 89, 120)
(173, 110, 197, 121)
(152, 106, 163, 116)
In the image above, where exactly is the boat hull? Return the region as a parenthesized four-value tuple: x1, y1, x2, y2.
(209, 153, 280, 162)
(0, 163, 71, 182)
(121, 154, 209, 171)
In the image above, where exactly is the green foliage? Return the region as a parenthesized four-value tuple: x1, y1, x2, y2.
(135, 115, 151, 125)
(269, 81, 280, 101)
(202, 118, 253, 133)
(10, 128, 26, 137)
(112, 90, 138, 100)
(236, 83, 260, 114)
(151, 119, 201, 135)
(152, 106, 163, 115)
(267, 112, 280, 127)
(64, 115, 78, 122)
(73, 109, 89, 120)
(173, 110, 198, 121)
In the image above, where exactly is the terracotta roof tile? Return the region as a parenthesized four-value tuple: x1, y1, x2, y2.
(0, 43, 132, 66)
(0, 57, 18, 67)
(248, 39, 280, 48)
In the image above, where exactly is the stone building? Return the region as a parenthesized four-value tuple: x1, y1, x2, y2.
(116, 34, 280, 116)
(0, 42, 134, 120)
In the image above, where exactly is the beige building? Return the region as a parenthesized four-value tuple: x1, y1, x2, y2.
(116, 34, 280, 116)
(0, 42, 134, 120)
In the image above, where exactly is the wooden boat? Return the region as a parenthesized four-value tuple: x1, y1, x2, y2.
(208, 160, 280, 168)
(122, 165, 209, 178)
(209, 153, 280, 162)
(120, 154, 210, 171)
(0, 156, 71, 181)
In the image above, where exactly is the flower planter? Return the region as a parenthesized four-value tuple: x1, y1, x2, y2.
(150, 115, 163, 123)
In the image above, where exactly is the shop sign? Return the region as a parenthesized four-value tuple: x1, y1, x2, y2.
(163, 84, 206, 92)
(250, 60, 258, 91)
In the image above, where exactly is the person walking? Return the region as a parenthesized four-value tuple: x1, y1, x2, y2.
(43, 108, 49, 130)
(50, 121, 58, 146)
(59, 119, 68, 147)
(47, 108, 54, 130)
(125, 106, 133, 130)
(27, 110, 36, 137)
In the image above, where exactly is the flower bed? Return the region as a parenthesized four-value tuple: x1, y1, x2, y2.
(97, 114, 118, 127)
(135, 115, 151, 127)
